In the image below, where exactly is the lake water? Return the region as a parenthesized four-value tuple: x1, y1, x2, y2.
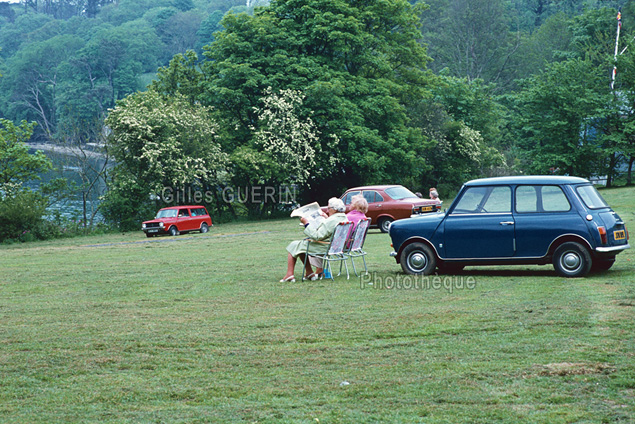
(27, 147, 109, 224)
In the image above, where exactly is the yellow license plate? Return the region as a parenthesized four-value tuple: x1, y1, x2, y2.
(614, 230, 626, 240)
(420, 206, 433, 212)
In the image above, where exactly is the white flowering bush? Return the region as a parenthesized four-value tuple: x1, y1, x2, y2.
(106, 90, 228, 194)
(253, 88, 319, 185)
(103, 90, 229, 229)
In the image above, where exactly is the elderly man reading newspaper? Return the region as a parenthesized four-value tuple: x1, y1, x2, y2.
(279, 197, 347, 282)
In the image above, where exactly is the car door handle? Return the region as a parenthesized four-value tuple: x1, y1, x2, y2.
(499, 221, 514, 226)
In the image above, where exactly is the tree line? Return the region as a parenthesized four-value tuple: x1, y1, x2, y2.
(1, 0, 635, 238)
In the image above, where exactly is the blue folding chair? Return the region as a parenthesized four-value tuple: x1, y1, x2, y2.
(344, 218, 371, 277)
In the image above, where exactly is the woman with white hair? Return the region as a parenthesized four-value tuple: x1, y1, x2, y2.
(346, 194, 368, 230)
(280, 197, 347, 282)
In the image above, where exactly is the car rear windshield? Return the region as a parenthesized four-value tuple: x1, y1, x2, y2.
(576, 185, 609, 209)
(156, 209, 177, 218)
(384, 186, 417, 200)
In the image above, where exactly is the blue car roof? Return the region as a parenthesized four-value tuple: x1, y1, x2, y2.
(464, 175, 590, 186)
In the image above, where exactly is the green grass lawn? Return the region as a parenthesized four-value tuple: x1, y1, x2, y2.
(1, 187, 634, 423)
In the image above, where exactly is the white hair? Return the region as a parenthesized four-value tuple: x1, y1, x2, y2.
(327, 197, 346, 213)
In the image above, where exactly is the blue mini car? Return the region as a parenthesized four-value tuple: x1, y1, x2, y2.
(389, 176, 630, 277)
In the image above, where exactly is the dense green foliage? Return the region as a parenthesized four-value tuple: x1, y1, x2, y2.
(0, 119, 51, 241)
(0, 119, 50, 195)
(0, 0, 246, 141)
(0, 189, 48, 241)
(3, 0, 635, 231)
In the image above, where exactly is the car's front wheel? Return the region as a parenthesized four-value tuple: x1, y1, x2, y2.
(552, 242, 591, 277)
(168, 226, 179, 236)
(400, 242, 436, 275)
(378, 217, 394, 233)
(200, 223, 209, 233)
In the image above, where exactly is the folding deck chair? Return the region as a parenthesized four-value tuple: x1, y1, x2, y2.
(302, 221, 353, 281)
(342, 217, 371, 277)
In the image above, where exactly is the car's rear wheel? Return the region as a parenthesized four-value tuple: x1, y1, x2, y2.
(552, 242, 592, 277)
(378, 217, 394, 233)
(591, 258, 615, 272)
(200, 223, 209, 234)
(400, 242, 436, 275)
(168, 226, 179, 236)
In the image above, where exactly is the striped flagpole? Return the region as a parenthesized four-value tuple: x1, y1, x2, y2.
(611, 8, 622, 90)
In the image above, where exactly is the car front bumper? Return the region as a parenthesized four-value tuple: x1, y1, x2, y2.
(143, 228, 167, 235)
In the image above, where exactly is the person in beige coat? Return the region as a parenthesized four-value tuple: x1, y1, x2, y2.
(280, 197, 347, 282)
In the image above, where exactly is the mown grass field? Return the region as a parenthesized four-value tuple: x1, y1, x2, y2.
(1, 187, 634, 423)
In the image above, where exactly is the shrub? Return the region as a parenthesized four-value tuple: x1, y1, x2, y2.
(0, 191, 48, 242)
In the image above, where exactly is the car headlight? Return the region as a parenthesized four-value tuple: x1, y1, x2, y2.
(142, 223, 146, 229)
(159, 222, 164, 228)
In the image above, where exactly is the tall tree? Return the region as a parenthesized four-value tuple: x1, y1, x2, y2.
(0, 34, 84, 140)
(156, 0, 435, 201)
(513, 58, 608, 177)
(420, 0, 521, 88)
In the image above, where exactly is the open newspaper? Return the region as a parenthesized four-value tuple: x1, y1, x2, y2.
(290, 202, 325, 227)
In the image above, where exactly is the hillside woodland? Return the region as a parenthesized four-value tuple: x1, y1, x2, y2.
(1, 0, 635, 235)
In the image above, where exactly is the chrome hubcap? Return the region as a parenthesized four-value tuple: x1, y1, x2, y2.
(409, 252, 427, 270)
(562, 252, 581, 271)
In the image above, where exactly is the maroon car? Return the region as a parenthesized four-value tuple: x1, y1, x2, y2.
(142, 205, 212, 237)
(332, 185, 441, 232)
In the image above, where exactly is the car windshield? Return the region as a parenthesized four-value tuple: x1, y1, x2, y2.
(576, 185, 609, 209)
(156, 209, 177, 218)
(384, 186, 417, 200)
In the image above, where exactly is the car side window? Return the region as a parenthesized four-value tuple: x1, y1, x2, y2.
(516, 186, 538, 213)
(342, 191, 361, 205)
(178, 209, 189, 217)
(515, 185, 570, 213)
(454, 187, 487, 213)
(454, 186, 511, 214)
(542, 186, 570, 212)
(482, 186, 511, 212)
(363, 191, 382, 203)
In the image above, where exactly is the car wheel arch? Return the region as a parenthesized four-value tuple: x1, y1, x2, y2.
(395, 237, 439, 264)
(547, 234, 593, 257)
(376, 213, 397, 223)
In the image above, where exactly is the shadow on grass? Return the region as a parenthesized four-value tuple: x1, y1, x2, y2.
(437, 267, 619, 278)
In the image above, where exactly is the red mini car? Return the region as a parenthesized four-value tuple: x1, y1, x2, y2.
(142, 205, 212, 237)
(332, 185, 441, 232)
